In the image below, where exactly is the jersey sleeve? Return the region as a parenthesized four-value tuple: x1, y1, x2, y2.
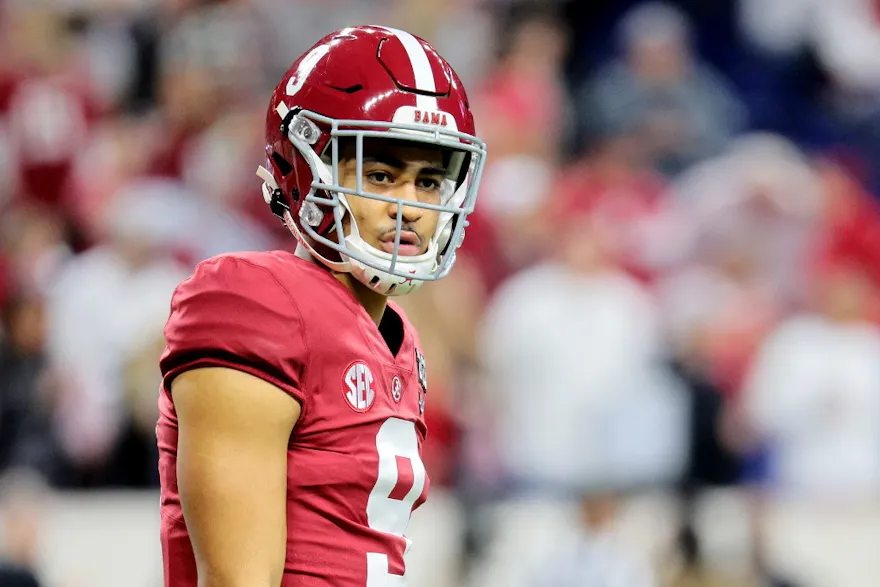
(159, 255, 308, 404)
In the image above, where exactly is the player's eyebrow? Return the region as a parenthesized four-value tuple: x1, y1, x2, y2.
(362, 155, 446, 177)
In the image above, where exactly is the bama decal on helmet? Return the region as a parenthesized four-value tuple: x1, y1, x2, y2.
(392, 106, 459, 132)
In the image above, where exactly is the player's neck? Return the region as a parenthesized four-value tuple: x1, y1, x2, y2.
(333, 272, 387, 325)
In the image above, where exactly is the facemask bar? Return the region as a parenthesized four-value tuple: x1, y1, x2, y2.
(289, 109, 486, 281)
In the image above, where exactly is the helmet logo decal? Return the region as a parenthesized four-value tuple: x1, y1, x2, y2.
(286, 44, 331, 97)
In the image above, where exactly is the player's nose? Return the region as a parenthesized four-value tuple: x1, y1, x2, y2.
(387, 182, 423, 223)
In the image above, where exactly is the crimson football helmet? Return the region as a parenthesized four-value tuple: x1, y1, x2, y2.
(257, 26, 486, 296)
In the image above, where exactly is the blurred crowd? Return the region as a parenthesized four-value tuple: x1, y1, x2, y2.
(3, 0, 880, 586)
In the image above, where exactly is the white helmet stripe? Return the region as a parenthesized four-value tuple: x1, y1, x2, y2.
(380, 27, 439, 112)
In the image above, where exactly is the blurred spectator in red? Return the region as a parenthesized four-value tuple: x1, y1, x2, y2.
(475, 6, 569, 163)
(0, 3, 97, 209)
(470, 7, 569, 273)
(577, 2, 745, 177)
(146, 61, 222, 178)
(810, 156, 880, 322)
(742, 261, 880, 499)
(545, 132, 667, 283)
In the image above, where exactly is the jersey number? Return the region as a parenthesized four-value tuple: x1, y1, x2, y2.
(365, 418, 427, 586)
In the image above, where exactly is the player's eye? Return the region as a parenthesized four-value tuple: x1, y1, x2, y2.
(366, 170, 394, 185)
(416, 177, 441, 192)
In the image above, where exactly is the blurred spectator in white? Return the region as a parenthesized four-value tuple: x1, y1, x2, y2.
(738, 0, 818, 57)
(45, 182, 187, 486)
(578, 2, 745, 176)
(527, 493, 656, 587)
(657, 136, 820, 395)
(742, 262, 880, 500)
(480, 222, 686, 586)
(740, 0, 880, 123)
(480, 212, 688, 492)
(812, 0, 880, 97)
(0, 470, 48, 587)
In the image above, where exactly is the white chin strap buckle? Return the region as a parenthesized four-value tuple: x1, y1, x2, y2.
(256, 165, 279, 202)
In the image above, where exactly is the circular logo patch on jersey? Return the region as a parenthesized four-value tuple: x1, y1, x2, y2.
(391, 376, 402, 403)
(343, 361, 375, 412)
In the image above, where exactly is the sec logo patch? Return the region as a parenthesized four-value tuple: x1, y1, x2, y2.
(343, 361, 375, 412)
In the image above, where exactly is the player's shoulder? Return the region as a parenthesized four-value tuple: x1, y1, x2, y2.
(175, 249, 330, 304)
(161, 250, 313, 399)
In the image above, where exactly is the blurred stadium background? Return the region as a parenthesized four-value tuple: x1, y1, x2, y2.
(3, 0, 880, 585)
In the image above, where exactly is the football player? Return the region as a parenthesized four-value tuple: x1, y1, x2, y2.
(155, 26, 486, 587)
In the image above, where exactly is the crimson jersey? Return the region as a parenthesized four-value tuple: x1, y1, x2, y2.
(156, 251, 431, 587)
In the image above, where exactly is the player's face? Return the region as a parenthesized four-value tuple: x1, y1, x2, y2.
(338, 139, 445, 256)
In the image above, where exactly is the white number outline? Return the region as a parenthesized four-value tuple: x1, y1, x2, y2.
(365, 418, 427, 586)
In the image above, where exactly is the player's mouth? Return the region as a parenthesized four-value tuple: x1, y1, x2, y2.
(379, 231, 422, 256)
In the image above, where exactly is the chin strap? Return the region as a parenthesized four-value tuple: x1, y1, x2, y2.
(258, 165, 351, 273)
(256, 165, 292, 219)
(256, 165, 278, 197)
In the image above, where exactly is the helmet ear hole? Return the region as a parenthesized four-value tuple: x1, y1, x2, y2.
(271, 153, 294, 177)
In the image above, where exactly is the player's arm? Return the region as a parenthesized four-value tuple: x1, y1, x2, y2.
(173, 367, 301, 587)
